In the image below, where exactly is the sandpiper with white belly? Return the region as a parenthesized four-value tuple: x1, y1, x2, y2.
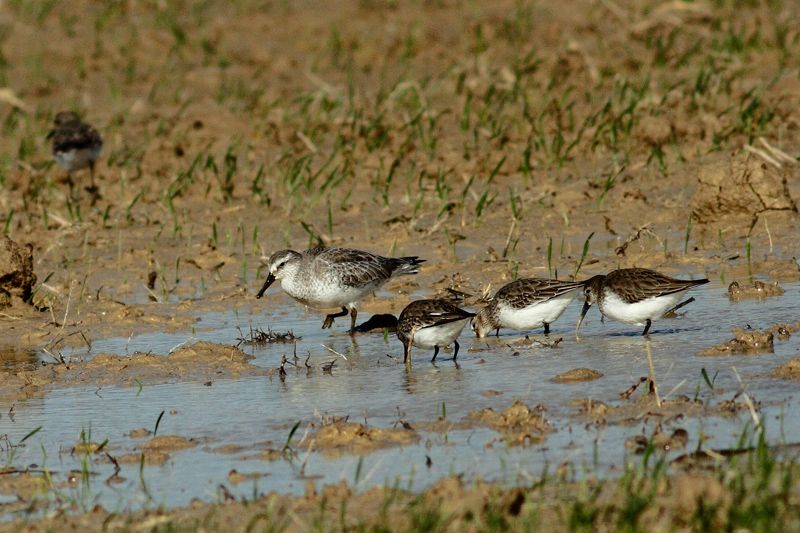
(472, 277, 585, 338)
(47, 111, 103, 192)
(256, 246, 424, 334)
(576, 268, 709, 336)
(397, 299, 475, 366)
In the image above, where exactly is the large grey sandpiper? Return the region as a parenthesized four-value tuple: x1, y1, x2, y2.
(577, 268, 709, 335)
(472, 277, 585, 338)
(256, 246, 424, 334)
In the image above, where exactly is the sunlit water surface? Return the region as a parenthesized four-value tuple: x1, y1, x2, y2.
(1, 283, 799, 516)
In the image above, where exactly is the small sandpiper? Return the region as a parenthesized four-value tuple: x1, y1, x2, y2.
(47, 111, 103, 192)
(256, 246, 424, 334)
(397, 299, 475, 365)
(472, 278, 585, 338)
(577, 268, 709, 336)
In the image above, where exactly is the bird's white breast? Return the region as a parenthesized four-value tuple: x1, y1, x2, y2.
(497, 291, 577, 330)
(413, 319, 470, 348)
(600, 289, 687, 325)
(54, 145, 101, 172)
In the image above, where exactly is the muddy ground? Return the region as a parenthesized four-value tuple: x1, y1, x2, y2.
(1, 0, 800, 529)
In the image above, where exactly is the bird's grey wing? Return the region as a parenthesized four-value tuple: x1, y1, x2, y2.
(614, 270, 698, 302)
(314, 248, 393, 287)
(500, 278, 583, 309)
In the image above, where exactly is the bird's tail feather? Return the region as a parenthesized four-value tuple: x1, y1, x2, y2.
(392, 256, 425, 276)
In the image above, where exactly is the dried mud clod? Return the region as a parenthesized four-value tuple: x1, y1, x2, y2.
(691, 152, 797, 223)
(765, 322, 799, 340)
(635, 115, 673, 147)
(0, 236, 36, 307)
(305, 421, 419, 456)
(771, 357, 800, 380)
(625, 428, 689, 454)
(573, 395, 705, 426)
(115, 435, 198, 466)
(727, 280, 785, 300)
(571, 398, 610, 420)
(142, 435, 198, 452)
(699, 327, 774, 356)
(550, 368, 603, 383)
(468, 401, 552, 446)
(227, 469, 267, 485)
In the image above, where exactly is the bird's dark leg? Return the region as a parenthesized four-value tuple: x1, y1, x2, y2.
(87, 162, 101, 205)
(642, 319, 652, 336)
(543, 322, 550, 335)
(348, 308, 358, 335)
(431, 346, 439, 363)
(66, 172, 76, 198)
(89, 162, 97, 190)
(322, 307, 348, 329)
(453, 340, 460, 361)
(87, 162, 101, 202)
(495, 328, 500, 337)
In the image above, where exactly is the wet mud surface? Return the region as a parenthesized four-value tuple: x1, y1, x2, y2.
(1, 0, 800, 528)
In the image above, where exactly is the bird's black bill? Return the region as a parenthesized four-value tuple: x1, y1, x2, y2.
(256, 273, 276, 299)
(576, 300, 591, 332)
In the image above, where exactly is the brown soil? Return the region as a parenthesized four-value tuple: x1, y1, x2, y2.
(691, 152, 797, 223)
(0, 0, 797, 359)
(2, 0, 800, 528)
(4, 466, 798, 532)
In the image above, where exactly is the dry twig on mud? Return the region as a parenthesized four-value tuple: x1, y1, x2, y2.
(236, 326, 300, 346)
(615, 224, 661, 256)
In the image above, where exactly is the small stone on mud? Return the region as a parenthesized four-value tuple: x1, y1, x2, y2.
(727, 280, 785, 300)
(551, 368, 603, 383)
(699, 327, 774, 356)
(0, 236, 36, 307)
